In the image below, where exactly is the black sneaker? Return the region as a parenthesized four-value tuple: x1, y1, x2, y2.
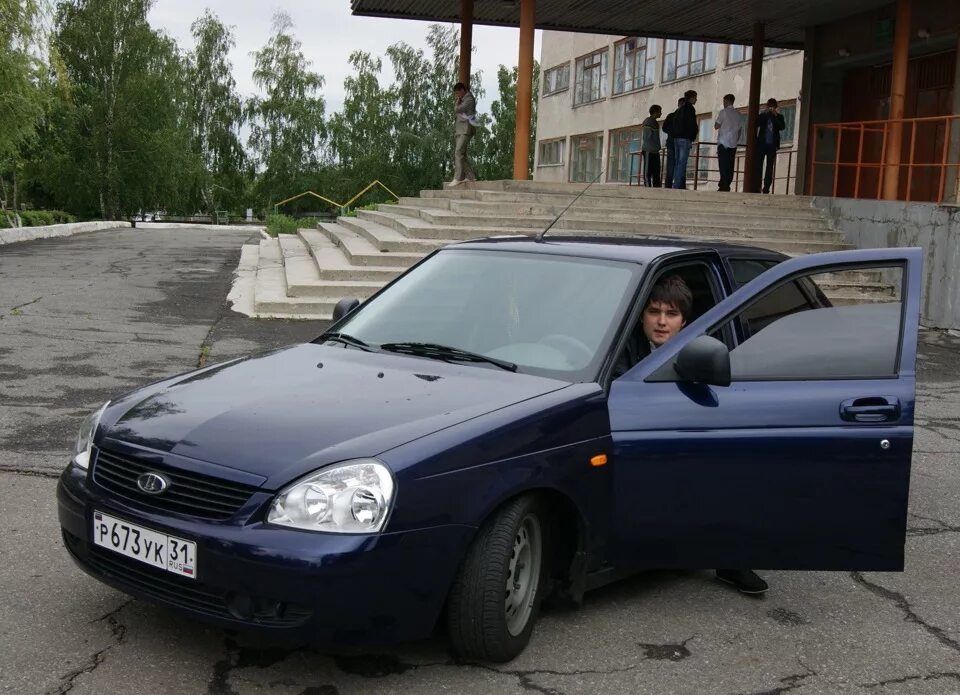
(716, 569, 768, 594)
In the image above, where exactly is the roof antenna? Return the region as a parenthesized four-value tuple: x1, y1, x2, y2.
(535, 168, 606, 243)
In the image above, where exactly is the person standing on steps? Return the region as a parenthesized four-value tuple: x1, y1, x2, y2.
(754, 98, 786, 194)
(641, 104, 663, 187)
(714, 93, 742, 192)
(449, 82, 477, 188)
(662, 97, 685, 188)
(672, 90, 699, 190)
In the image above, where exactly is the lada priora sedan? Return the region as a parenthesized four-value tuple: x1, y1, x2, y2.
(59, 236, 921, 661)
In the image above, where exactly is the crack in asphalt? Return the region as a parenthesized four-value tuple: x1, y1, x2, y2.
(732, 658, 817, 695)
(468, 662, 642, 695)
(851, 571, 960, 655)
(0, 465, 62, 479)
(861, 671, 960, 688)
(46, 599, 133, 694)
(9, 295, 43, 312)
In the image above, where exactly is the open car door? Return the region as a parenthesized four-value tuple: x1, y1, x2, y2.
(608, 248, 922, 571)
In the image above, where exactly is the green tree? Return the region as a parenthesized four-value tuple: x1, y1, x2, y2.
(45, 0, 193, 219)
(476, 62, 539, 181)
(326, 51, 394, 198)
(0, 0, 45, 226)
(186, 10, 246, 214)
(245, 10, 326, 210)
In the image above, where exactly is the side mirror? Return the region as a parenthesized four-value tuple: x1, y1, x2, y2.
(673, 336, 731, 387)
(332, 297, 360, 323)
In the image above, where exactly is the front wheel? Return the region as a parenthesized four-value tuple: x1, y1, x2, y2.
(447, 495, 548, 662)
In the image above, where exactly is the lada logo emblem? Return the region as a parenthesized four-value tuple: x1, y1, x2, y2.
(137, 472, 170, 495)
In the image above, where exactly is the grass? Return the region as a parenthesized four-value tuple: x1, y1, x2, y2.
(265, 213, 300, 236)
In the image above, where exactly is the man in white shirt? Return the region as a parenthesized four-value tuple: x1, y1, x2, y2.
(714, 94, 742, 192)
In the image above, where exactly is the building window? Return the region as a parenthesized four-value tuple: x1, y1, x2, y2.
(727, 45, 790, 66)
(690, 117, 713, 181)
(663, 40, 717, 82)
(736, 101, 798, 146)
(538, 138, 565, 166)
(543, 63, 570, 96)
(569, 132, 604, 182)
(613, 38, 657, 94)
(607, 127, 643, 183)
(574, 49, 608, 105)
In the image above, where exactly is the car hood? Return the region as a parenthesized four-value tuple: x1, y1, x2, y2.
(100, 343, 570, 486)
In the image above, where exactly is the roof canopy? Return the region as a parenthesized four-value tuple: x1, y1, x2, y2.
(351, 0, 893, 48)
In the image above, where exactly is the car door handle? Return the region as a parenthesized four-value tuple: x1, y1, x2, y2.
(840, 396, 901, 423)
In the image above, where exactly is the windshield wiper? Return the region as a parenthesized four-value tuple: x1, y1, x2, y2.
(319, 332, 376, 352)
(379, 342, 517, 372)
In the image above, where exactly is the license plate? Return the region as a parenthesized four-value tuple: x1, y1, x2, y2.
(92, 511, 197, 579)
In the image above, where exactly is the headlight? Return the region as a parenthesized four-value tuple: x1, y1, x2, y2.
(267, 460, 395, 533)
(73, 402, 109, 470)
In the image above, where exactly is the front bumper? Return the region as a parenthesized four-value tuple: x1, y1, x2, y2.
(57, 463, 474, 645)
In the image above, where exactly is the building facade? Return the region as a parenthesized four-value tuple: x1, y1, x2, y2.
(535, 31, 805, 192)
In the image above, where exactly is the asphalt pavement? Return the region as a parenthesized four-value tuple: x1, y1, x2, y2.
(1, 227, 958, 695)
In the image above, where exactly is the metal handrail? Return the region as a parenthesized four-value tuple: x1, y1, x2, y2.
(273, 180, 401, 215)
(808, 114, 960, 203)
(628, 141, 798, 194)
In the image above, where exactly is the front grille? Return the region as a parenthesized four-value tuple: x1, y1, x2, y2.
(92, 448, 259, 520)
(63, 530, 312, 628)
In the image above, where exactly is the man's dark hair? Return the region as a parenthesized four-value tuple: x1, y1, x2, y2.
(453, 82, 467, 92)
(767, 97, 778, 107)
(723, 93, 735, 103)
(647, 275, 693, 321)
(649, 104, 661, 115)
(677, 97, 685, 106)
(684, 89, 698, 100)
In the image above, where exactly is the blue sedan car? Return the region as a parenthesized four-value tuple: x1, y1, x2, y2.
(58, 236, 921, 661)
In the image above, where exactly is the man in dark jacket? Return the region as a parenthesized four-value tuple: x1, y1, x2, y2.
(661, 97, 685, 188)
(671, 90, 699, 189)
(754, 98, 786, 194)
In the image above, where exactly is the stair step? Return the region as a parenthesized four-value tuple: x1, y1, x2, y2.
(297, 229, 402, 282)
(426, 181, 820, 211)
(340, 214, 449, 252)
(317, 222, 423, 268)
(277, 234, 382, 299)
(405, 196, 831, 226)
(254, 239, 337, 318)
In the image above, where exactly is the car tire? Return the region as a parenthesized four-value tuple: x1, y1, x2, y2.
(447, 494, 548, 662)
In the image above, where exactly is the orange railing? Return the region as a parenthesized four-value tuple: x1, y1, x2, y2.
(628, 143, 798, 194)
(808, 114, 960, 203)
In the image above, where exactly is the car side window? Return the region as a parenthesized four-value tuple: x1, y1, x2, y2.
(724, 265, 905, 381)
(729, 258, 779, 288)
(611, 261, 722, 379)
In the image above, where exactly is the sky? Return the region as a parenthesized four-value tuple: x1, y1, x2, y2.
(147, 0, 543, 116)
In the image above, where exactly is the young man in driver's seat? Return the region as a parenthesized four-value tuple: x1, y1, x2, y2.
(622, 275, 769, 595)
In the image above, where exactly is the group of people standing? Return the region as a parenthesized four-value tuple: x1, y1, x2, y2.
(640, 91, 786, 193)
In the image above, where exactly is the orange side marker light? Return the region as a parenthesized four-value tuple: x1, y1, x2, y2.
(590, 454, 608, 467)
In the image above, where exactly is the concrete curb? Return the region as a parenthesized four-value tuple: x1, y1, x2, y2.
(141, 223, 265, 232)
(0, 220, 131, 246)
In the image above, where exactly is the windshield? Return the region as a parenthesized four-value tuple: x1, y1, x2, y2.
(331, 248, 640, 381)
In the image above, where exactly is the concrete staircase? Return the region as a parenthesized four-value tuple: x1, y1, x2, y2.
(230, 180, 888, 320)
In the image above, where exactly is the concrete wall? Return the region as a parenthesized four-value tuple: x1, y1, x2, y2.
(813, 197, 960, 329)
(0, 221, 131, 246)
(536, 31, 804, 187)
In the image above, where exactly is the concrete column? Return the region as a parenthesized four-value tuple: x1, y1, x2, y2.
(882, 0, 911, 200)
(458, 0, 473, 86)
(744, 22, 764, 193)
(513, 0, 535, 180)
(795, 28, 816, 195)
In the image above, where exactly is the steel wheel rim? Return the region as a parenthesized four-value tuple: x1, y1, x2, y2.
(505, 514, 542, 636)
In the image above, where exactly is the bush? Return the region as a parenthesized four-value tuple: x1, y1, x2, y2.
(2, 210, 76, 227)
(265, 213, 299, 236)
